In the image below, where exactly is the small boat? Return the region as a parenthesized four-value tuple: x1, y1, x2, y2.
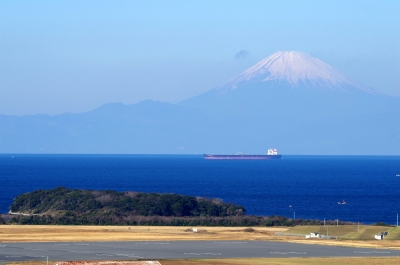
(337, 199, 347, 205)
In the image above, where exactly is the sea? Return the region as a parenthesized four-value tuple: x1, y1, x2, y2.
(0, 154, 399, 225)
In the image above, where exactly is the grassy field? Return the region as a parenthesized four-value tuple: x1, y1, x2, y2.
(0, 225, 288, 242)
(6, 257, 400, 265)
(282, 225, 400, 249)
(2, 225, 400, 265)
(161, 257, 400, 265)
(1, 225, 400, 249)
(286, 225, 400, 240)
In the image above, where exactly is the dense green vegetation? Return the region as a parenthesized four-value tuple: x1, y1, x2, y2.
(10, 187, 245, 217)
(2, 187, 357, 226)
(5, 214, 334, 226)
(5, 187, 251, 225)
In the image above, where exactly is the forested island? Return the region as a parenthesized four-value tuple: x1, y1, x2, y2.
(0, 187, 347, 226)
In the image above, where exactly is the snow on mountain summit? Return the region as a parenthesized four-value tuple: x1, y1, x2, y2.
(219, 51, 378, 94)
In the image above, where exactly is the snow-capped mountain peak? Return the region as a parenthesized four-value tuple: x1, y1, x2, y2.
(219, 51, 378, 94)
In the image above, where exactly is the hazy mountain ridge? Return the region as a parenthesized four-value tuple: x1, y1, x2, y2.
(0, 100, 215, 154)
(1, 51, 399, 155)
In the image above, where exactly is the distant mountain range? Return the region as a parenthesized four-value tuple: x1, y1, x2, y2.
(1, 51, 399, 155)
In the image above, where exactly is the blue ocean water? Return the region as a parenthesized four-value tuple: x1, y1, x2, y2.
(0, 154, 399, 224)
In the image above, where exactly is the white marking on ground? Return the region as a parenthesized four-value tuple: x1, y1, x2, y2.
(270, 252, 306, 255)
(354, 251, 390, 254)
(184, 253, 221, 256)
(68, 250, 94, 254)
(213, 242, 247, 244)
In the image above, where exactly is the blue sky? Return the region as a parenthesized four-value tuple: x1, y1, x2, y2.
(1, 1, 399, 115)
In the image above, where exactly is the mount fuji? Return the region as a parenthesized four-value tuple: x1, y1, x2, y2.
(218, 51, 379, 94)
(179, 51, 389, 117)
(0, 51, 399, 155)
(178, 51, 399, 154)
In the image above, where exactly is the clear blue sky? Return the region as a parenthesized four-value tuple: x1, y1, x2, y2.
(1, 1, 399, 115)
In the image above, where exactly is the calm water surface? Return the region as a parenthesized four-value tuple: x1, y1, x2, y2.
(1, 154, 399, 224)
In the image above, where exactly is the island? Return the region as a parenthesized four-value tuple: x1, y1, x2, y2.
(1, 187, 338, 226)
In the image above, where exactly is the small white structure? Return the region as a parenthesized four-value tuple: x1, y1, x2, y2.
(192, 228, 198, 233)
(267, 148, 278, 155)
(306, 232, 320, 238)
(375, 231, 389, 240)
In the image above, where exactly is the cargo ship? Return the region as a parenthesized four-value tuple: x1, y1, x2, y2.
(204, 148, 282, 160)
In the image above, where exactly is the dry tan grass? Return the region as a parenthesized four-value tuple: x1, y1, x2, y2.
(280, 238, 400, 250)
(0, 225, 288, 242)
(1, 225, 400, 253)
(284, 225, 400, 250)
(2, 225, 400, 265)
(7, 257, 400, 265)
(162, 257, 400, 265)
